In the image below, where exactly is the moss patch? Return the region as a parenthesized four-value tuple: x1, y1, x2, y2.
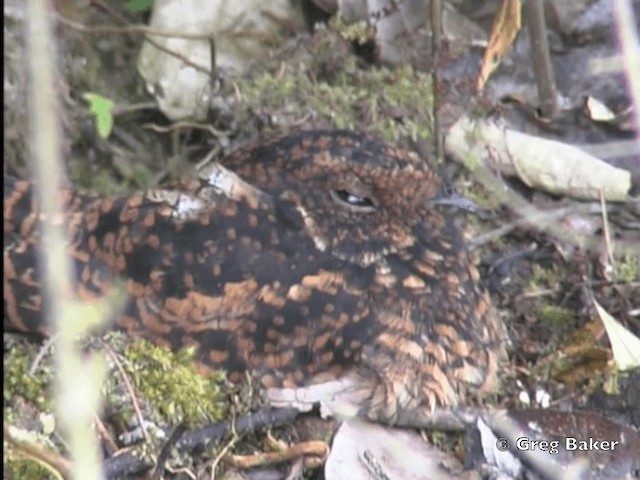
(537, 304, 577, 333)
(617, 255, 639, 284)
(4, 333, 231, 477)
(3, 342, 54, 414)
(228, 24, 433, 147)
(111, 333, 229, 427)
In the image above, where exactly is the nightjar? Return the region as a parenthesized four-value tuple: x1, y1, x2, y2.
(3, 130, 506, 426)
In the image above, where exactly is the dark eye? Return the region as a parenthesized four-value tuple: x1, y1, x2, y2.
(331, 190, 376, 210)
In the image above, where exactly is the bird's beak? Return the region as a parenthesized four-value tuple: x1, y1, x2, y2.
(428, 186, 491, 219)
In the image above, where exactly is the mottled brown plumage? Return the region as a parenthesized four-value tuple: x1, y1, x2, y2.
(3, 130, 505, 425)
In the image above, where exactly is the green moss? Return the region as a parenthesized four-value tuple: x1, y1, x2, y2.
(461, 152, 479, 171)
(602, 369, 621, 395)
(537, 305, 576, 334)
(3, 457, 60, 480)
(3, 343, 54, 413)
(330, 15, 375, 45)
(617, 256, 639, 283)
(4, 333, 230, 474)
(109, 334, 229, 426)
(529, 264, 566, 292)
(231, 25, 433, 147)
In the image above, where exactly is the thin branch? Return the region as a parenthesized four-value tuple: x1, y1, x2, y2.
(102, 407, 300, 479)
(429, 0, 443, 160)
(613, 0, 640, 134)
(524, 0, 558, 119)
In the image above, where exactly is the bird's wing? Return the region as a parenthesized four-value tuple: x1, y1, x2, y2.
(3, 167, 372, 387)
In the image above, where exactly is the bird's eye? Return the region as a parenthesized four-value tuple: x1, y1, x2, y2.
(331, 190, 376, 211)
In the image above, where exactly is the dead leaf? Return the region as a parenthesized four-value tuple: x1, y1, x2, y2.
(325, 420, 465, 480)
(593, 298, 640, 371)
(445, 116, 632, 202)
(477, 0, 522, 91)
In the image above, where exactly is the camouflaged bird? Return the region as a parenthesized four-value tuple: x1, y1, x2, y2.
(3, 130, 505, 426)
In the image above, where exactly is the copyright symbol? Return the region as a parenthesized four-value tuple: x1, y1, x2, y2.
(496, 437, 509, 451)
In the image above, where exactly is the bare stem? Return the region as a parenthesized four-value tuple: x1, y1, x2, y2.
(430, 0, 444, 160)
(26, 1, 106, 478)
(524, 0, 558, 119)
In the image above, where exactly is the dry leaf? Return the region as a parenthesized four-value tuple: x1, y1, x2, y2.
(325, 420, 465, 480)
(593, 298, 640, 371)
(445, 116, 632, 202)
(477, 0, 522, 91)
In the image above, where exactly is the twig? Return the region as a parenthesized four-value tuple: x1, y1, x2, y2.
(429, 0, 443, 160)
(150, 424, 187, 480)
(599, 190, 615, 273)
(470, 203, 605, 248)
(103, 344, 149, 443)
(102, 407, 300, 479)
(55, 13, 213, 76)
(523, 0, 558, 119)
(93, 415, 119, 456)
(205, 410, 239, 477)
(4, 423, 72, 479)
(28, 334, 58, 376)
(55, 12, 211, 40)
(224, 439, 328, 468)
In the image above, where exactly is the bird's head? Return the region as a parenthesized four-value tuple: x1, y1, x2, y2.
(222, 130, 450, 266)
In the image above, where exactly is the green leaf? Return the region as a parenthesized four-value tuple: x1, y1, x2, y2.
(83, 93, 115, 139)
